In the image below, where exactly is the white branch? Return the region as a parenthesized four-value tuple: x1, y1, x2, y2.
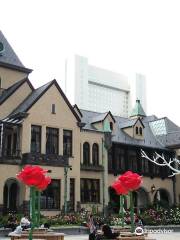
(141, 149, 180, 177)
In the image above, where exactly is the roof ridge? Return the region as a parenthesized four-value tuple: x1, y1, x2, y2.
(10, 80, 55, 115)
(35, 79, 54, 90)
(9, 79, 81, 122)
(0, 31, 24, 67)
(80, 108, 107, 114)
(0, 77, 33, 105)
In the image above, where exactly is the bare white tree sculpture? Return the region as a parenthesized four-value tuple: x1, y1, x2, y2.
(141, 149, 180, 177)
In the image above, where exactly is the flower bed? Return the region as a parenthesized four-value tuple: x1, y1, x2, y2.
(1, 206, 180, 227)
(141, 206, 180, 225)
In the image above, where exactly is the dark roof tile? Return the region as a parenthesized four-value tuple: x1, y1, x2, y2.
(0, 31, 24, 67)
(0, 31, 32, 73)
(0, 78, 33, 105)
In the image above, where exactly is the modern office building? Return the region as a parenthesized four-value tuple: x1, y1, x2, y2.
(65, 55, 147, 117)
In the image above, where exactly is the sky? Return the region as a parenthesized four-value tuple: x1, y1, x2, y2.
(1, 0, 180, 124)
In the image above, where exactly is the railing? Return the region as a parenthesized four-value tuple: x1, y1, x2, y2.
(22, 152, 69, 167)
(2, 148, 21, 158)
(0, 149, 21, 164)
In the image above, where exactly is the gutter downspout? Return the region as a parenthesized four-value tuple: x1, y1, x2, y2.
(102, 138, 105, 216)
(0, 123, 3, 157)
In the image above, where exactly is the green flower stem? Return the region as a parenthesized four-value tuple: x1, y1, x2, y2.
(130, 191, 134, 233)
(29, 186, 36, 240)
(119, 195, 124, 227)
(37, 191, 40, 227)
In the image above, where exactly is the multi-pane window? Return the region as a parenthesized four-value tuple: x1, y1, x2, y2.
(40, 179, 60, 209)
(46, 127, 59, 154)
(110, 122, 113, 131)
(136, 127, 139, 135)
(139, 127, 142, 135)
(83, 142, 90, 165)
(31, 125, 41, 153)
(128, 150, 137, 172)
(141, 156, 149, 174)
(92, 143, 99, 166)
(63, 130, 72, 156)
(81, 179, 100, 203)
(13, 133, 17, 155)
(114, 147, 126, 172)
(69, 178, 75, 211)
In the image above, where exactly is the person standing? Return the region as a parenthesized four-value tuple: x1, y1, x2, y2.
(88, 214, 96, 240)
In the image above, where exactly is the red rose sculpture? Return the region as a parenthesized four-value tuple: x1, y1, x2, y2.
(111, 171, 142, 233)
(111, 180, 129, 195)
(111, 171, 142, 195)
(17, 165, 51, 190)
(119, 171, 142, 191)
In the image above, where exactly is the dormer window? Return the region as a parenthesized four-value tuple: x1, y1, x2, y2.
(110, 122, 113, 131)
(135, 126, 143, 136)
(139, 127, 142, 135)
(136, 126, 139, 135)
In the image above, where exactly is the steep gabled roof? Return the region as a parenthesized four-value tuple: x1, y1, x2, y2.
(149, 117, 180, 148)
(91, 111, 116, 124)
(0, 78, 34, 105)
(0, 31, 32, 73)
(73, 104, 83, 118)
(119, 118, 144, 129)
(10, 79, 81, 122)
(113, 115, 166, 149)
(130, 99, 146, 117)
(80, 109, 167, 149)
(80, 109, 180, 150)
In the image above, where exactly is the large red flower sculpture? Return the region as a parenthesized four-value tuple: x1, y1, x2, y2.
(111, 180, 129, 195)
(119, 171, 142, 191)
(17, 165, 51, 190)
(111, 171, 142, 195)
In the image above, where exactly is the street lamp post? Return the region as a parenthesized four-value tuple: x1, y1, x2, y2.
(64, 165, 72, 215)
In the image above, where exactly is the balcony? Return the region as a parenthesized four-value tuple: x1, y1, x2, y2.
(80, 164, 104, 172)
(22, 153, 69, 167)
(0, 149, 21, 165)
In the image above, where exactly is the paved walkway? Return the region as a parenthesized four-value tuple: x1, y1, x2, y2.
(1, 233, 180, 240)
(64, 233, 180, 240)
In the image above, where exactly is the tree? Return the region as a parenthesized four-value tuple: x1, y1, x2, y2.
(141, 150, 180, 177)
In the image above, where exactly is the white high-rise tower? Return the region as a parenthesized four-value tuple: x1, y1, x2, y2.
(65, 55, 146, 117)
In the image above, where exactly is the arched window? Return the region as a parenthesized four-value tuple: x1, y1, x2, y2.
(92, 143, 99, 166)
(83, 142, 90, 165)
(154, 189, 170, 207)
(139, 127, 142, 135)
(135, 127, 139, 135)
(110, 122, 113, 131)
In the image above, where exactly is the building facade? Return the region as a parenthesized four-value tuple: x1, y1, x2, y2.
(65, 55, 147, 117)
(0, 31, 180, 216)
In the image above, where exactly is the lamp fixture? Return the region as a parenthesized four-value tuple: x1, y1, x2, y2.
(150, 184, 156, 193)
